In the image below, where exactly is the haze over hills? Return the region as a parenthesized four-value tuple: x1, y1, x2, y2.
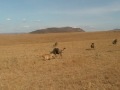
(30, 27, 85, 34)
(110, 29, 120, 31)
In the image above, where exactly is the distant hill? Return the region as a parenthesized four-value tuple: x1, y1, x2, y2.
(30, 27, 85, 34)
(109, 29, 120, 32)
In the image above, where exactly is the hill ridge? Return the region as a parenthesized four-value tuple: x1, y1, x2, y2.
(30, 27, 85, 34)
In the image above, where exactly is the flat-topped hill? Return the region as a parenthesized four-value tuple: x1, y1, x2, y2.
(30, 27, 85, 34)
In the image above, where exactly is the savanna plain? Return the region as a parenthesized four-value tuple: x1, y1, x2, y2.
(0, 31, 120, 90)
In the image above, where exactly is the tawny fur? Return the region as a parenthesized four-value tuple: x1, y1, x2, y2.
(112, 39, 117, 45)
(91, 43, 95, 49)
(53, 42, 58, 47)
(42, 53, 55, 60)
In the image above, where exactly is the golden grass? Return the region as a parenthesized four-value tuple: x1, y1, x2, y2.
(0, 31, 120, 90)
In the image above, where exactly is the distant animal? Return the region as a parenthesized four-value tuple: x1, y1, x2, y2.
(112, 39, 117, 45)
(53, 42, 58, 47)
(91, 43, 95, 49)
(41, 53, 55, 60)
(50, 47, 66, 57)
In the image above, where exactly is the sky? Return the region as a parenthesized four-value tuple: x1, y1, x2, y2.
(0, 0, 120, 33)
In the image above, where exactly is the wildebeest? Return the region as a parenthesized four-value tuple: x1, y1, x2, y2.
(112, 39, 117, 45)
(91, 43, 95, 49)
(50, 47, 66, 57)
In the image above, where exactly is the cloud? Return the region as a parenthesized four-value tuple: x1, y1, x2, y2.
(42, 2, 120, 16)
(22, 19, 41, 23)
(6, 18, 12, 21)
(22, 18, 27, 22)
(33, 20, 41, 22)
(23, 25, 30, 28)
(82, 3, 120, 15)
(82, 25, 97, 30)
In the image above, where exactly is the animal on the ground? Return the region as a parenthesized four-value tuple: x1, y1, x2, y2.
(112, 39, 117, 45)
(41, 53, 55, 60)
(50, 47, 66, 58)
(91, 43, 95, 49)
(53, 42, 58, 47)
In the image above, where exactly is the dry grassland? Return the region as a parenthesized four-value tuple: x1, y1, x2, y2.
(0, 31, 120, 90)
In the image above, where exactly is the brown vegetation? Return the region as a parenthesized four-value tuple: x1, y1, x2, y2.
(0, 31, 120, 90)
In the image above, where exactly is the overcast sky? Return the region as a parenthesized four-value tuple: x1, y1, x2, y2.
(0, 0, 120, 33)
